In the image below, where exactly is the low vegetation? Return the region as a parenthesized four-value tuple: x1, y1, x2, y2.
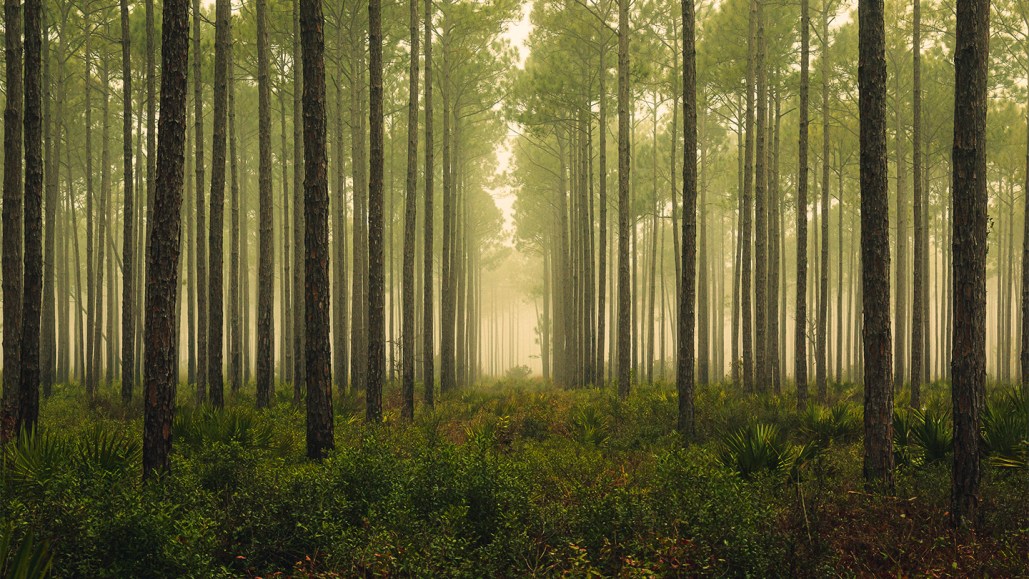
(1, 380, 1027, 576)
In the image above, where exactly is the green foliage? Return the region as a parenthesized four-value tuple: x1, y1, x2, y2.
(5, 382, 1029, 576)
(799, 402, 861, 447)
(982, 389, 1029, 470)
(894, 407, 954, 467)
(0, 524, 52, 579)
(716, 422, 807, 478)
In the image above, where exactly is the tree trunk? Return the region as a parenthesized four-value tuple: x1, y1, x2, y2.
(817, 1, 829, 402)
(256, 0, 274, 408)
(754, 0, 768, 392)
(143, 0, 188, 479)
(423, 0, 435, 404)
(193, 0, 207, 403)
(301, 0, 334, 457)
(2, 0, 24, 440)
(207, 0, 230, 408)
(401, 0, 420, 420)
(40, 21, 54, 398)
(616, 0, 631, 400)
(18, 0, 42, 433)
(366, 0, 385, 422)
(120, 0, 134, 402)
(677, 0, 697, 436)
(910, 0, 923, 406)
(331, 16, 348, 401)
(950, 0, 987, 526)
(858, 0, 895, 489)
(795, 0, 810, 407)
(292, 0, 306, 404)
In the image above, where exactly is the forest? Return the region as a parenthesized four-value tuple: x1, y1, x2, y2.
(0, 0, 1026, 573)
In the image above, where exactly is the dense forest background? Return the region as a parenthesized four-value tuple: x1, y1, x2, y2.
(0, 0, 1025, 574)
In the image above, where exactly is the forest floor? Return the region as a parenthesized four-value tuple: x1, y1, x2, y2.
(1, 378, 1027, 577)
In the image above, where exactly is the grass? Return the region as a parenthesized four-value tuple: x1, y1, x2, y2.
(0, 378, 1027, 577)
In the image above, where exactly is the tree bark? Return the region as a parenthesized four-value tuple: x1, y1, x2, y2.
(910, 0, 923, 406)
(401, 0, 420, 421)
(18, 0, 42, 433)
(950, 0, 988, 526)
(120, 0, 135, 402)
(423, 0, 435, 405)
(858, 0, 895, 489)
(616, 0, 631, 399)
(796, 0, 810, 407)
(207, 0, 230, 408)
(817, 1, 830, 402)
(256, 0, 274, 407)
(143, 0, 188, 479)
(2, 0, 23, 440)
(367, 0, 385, 422)
(293, 0, 306, 404)
(677, 0, 697, 436)
(193, 0, 207, 403)
(301, 0, 334, 457)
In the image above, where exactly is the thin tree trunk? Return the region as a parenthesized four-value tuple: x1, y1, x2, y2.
(423, 0, 435, 404)
(193, 0, 207, 403)
(18, 0, 42, 433)
(616, 0, 631, 399)
(2, 0, 24, 440)
(817, 1, 829, 401)
(207, 0, 230, 408)
(677, 0, 697, 436)
(796, 0, 810, 407)
(401, 0, 420, 420)
(366, 0, 385, 422)
(256, 0, 274, 407)
(292, 0, 306, 403)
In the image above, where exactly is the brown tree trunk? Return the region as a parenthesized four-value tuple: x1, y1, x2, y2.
(616, 0, 631, 399)
(858, 0, 895, 489)
(910, 0, 923, 406)
(143, 0, 188, 479)
(795, 0, 810, 407)
(817, 1, 830, 401)
(292, 0, 306, 404)
(301, 0, 334, 457)
(401, 0, 420, 421)
(256, 0, 274, 407)
(677, 0, 697, 436)
(120, 0, 134, 402)
(193, 0, 207, 403)
(423, 0, 435, 405)
(366, 0, 385, 422)
(207, 0, 230, 408)
(754, 0, 768, 392)
(18, 0, 42, 433)
(2, 0, 24, 440)
(950, 0, 988, 526)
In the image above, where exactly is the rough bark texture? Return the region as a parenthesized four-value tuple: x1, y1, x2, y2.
(616, 0, 630, 400)
(120, 0, 135, 403)
(228, 42, 241, 393)
(367, 0, 386, 422)
(193, 0, 207, 403)
(817, 2, 830, 402)
(256, 0, 274, 408)
(2, 0, 23, 440)
(402, 0, 420, 421)
(677, 0, 697, 437)
(423, 0, 435, 406)
(301, 0, 334, 458)
(207, 0, 230, 408)
(858, 0, 895, 489)
(143, 0, 188, 479)
(910, 0, 923, 407)
(292, 0, 306, 404)
(795, 0, 809, 408)
(950, 0, 988, 527)
(754, 0, 768, 392)
(19, 0, 43, 434)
